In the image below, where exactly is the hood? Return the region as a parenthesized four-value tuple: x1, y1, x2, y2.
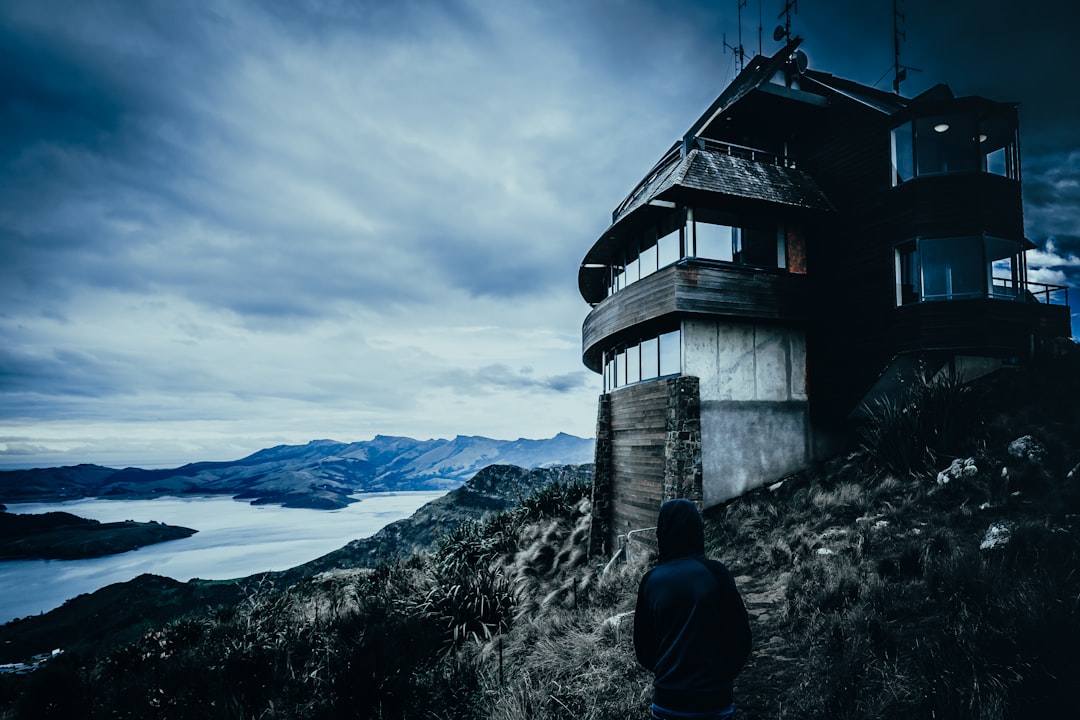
(656, 498, 705, 562)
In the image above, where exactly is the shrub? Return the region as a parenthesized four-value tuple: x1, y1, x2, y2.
(858, 367, 978, 478)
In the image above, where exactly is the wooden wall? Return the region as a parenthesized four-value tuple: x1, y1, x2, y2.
(608, 379, 669, 538)
(582, 262, 811, 371)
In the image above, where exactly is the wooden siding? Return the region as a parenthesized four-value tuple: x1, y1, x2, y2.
(582, 262, 811, 370)
(609, 380, 668, 537)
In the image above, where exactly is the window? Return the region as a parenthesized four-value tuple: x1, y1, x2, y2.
(986, 235, 1022, 298)
(659, 330, 680, 376)
(641, 336, 659, 379)
(657, 227, 681, 268)
(603, 328, 682, 392)
(979, 112, 1018, 178)
(626, 344, 641, 384)
(895, 235, 1026, 305)
(896, 242, 919, 305)
(695, 221, 735, 261)
(915, 115, 979, 176)
(738, 222, 781, 267)
(640, 242, 658, 279)
(891, 122, 914, 184)
(891, 110, 1020, 185)
(604, 209, 794, 297)
(921, 236, 984, 300)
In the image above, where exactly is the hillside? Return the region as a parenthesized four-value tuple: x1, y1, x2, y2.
(0, 463, 590, 667)
(0, 433, 594, 509)
(0, 351, 1077, 718)
(284, 463, 594, 578)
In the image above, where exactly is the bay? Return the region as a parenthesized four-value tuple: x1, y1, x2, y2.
(0, 491, 446, 624)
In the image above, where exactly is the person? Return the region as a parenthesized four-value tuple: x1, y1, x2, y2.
(633, 498, 752, 719)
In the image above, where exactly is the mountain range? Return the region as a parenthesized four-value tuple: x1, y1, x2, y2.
(0, 433, 595, 509)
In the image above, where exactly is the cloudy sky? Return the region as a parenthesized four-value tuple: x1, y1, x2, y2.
(2, 0, 1078, 470)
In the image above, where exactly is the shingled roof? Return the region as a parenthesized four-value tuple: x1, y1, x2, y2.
(613, 147, 832, 225)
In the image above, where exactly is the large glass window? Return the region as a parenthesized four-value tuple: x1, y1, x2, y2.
(921, 236, 984, 300)
(639, 241, 658, 279)
(895, 235, 1026, 305)
(915, 115, 979, 177)
(657, 227, 681, 268)
(603, 328, 682, 392)
(626, 344, 641, 384)
(659, 330, 680, 376)
(738, 223, 781, 267)
(604, 209, 792, 297)
(695, 221, 735, 261)
(891, 110, 1020, 185)
(891, 122, 914, 184)
(979, 112, 1018, 178)
(641, 336, 659, 379)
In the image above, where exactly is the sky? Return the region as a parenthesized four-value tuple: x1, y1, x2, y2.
(2, 0, 1078, 470)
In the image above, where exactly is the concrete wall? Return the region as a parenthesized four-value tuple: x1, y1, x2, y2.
(683, 320, 811, 506)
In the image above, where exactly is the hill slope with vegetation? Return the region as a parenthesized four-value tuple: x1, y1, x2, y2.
(1, 349, 1077, 719)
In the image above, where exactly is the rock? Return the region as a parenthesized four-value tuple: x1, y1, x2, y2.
(603, 611, 633, 629)
(937, 457, 978, 485)
(980, 522, 1012, 550)
(1007, 435, 1046, 463)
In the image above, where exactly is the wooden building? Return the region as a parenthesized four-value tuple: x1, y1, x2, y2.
(580, 39, 1072, 554)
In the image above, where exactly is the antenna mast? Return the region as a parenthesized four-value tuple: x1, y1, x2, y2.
(776, 0, 798, 43)
(724, 0, 749, 72)
(892, 0, 920, 93)
(758, 0, 763, 55)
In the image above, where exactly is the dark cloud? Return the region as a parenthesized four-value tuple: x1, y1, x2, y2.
(0, 0, 1076, 466)
(439, 364, 589, 396)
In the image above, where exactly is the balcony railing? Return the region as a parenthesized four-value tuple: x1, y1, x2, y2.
(692, 137, 795, 168)
(991, 277, 1070, 306)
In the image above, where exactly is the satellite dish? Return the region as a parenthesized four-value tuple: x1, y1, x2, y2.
(773, 25, 787, 42)
(793, 50, 808, 74)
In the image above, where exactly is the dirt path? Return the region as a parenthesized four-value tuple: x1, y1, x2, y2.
(734, 571, 801, 718)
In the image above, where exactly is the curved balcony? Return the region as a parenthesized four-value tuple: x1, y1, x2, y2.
(581, 260, 811, 371)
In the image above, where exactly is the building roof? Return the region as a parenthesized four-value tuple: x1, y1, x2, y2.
(582, 145, 832, 266)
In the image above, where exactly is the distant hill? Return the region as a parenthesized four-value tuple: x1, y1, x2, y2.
(0, 433, 594, 509)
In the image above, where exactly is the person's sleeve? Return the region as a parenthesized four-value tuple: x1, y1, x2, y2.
(633, 572, 656, 670)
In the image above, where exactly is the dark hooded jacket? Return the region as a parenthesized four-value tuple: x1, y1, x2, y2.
(633, 499, 752, 713)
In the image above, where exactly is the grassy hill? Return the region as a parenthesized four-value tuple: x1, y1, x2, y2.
(0, 349, 1077, 718)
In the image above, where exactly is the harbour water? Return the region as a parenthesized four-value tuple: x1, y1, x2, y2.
(0, 491, 446, 624)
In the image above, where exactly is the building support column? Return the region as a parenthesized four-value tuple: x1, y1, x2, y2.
(664, 375, 703, 509)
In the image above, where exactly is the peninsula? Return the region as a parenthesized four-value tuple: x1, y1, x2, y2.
(0, 511, 196, 561)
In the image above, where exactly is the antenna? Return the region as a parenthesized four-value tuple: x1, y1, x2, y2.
(774, 0, 798, 43)
(758, 0, 763, 56)
(892, 0, 921, 94)
(723, 0, 749, 72)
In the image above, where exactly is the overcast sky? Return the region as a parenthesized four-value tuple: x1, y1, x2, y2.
(2, 0, 1078, 469)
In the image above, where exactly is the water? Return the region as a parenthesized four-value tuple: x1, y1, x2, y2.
(0, 492, 447, 624)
